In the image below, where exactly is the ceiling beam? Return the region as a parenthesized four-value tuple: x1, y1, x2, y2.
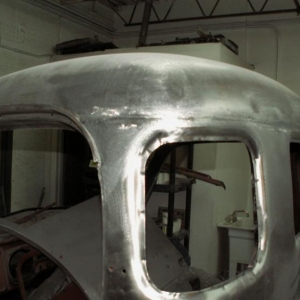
(126, 8, 299, 26)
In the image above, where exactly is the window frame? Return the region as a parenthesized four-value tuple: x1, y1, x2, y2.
(140, 127, 264, 297)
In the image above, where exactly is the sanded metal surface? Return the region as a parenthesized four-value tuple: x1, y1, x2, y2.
(0, 197, 103, 298)
(0, 53, 299, 299)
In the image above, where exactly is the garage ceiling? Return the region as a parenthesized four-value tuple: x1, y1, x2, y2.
(58, 0, 300, 26)
(25, 0, 300, 41)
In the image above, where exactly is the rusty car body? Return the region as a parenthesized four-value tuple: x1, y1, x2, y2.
(0, 53, 299, 299)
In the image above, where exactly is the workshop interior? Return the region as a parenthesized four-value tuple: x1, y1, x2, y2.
(0, 0, 300, 299)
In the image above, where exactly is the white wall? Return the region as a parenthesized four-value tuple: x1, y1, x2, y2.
(0, 0, 111, 76)
(190, 143, 252, 275)
(11, 129, 48, 211)
(10, 128, 64, 211)
(0, 0, 111, 211)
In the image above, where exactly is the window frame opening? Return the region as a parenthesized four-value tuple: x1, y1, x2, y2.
(0, 111, 101, 300)
(143, 135, 262, 295)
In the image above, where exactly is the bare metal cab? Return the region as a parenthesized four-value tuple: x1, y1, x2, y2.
(0, 53, 299, 299)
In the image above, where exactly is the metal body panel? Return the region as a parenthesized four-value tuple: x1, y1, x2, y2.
(0, 53, 299, 299)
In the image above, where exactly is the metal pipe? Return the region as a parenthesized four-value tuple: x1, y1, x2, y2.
(128, 0, 138, 24)
(16, 249, 41, 300)
(138, 0, 153, 46)
(167, 150, 176, 238)
(184, 144, 194, 251)
(161, 164, 226, 189)
(126, 9, 298, 26)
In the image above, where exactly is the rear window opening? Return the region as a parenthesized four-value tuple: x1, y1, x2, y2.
(146, 141, 258, 292)
(0, 128, 100, 300)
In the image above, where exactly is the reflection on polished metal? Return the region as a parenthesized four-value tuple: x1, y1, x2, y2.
(0, 53, 300, 298)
